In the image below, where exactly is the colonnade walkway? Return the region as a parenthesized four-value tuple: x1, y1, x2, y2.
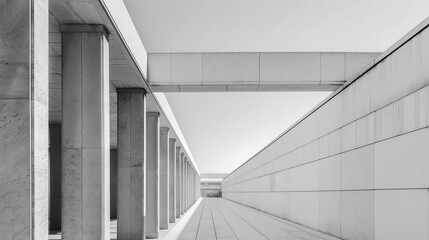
(179, 198, 340, 240)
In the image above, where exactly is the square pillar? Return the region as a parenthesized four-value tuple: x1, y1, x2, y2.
(61, 24, 110, 240)
(190, 168, 194, 204)
(184, 157, 188, 210)
(190, 169, 193, 204)
(0, 0, 49, 239)
(180, 153, 185, 214)
(175, 146, 181, 218)
(186, 162, 191, 209)
(187, 162, 191, 208)
(188, 162, 191, 208)
(117, 89, 146, 239)
(159, 127, 169, 229)
(169, 139, 177, 223)
(194, 171, 196, 202)
(49, 125, 62, 231)
(146, 112, 160, 239)
(193, 170, 196, 203)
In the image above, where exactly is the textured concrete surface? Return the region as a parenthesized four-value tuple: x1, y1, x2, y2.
(169, 139, 177, 223)
(181, 153, 186, 215)
(223, 17, 429, 240)
(160, 127, 170, 229)
(61, 25, 110, 240)
(147, 112, 160, 239)
(0, 0, 49, 239)
(178, 198, 340, 240)
(117, 89, 146, 239)
(176, 146, 182, 218)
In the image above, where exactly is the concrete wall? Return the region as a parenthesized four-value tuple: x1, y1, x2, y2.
(222, 19, 429, 240)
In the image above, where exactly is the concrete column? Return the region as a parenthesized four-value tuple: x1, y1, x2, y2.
(188, 163, 191, 208)
(146, 112, 160, 239)
(110, 150, 117, 220)
(180, 153, 185, 214)
(194, 171, 196, 202)
(191, 169, 194, 204)
(194, 170, 197, 203)
(117, 89, 146, 239)
(190, 166, 193, 206)
(192, 170, 195, 203)
(191, 168, 193, 204)
(194, 171, 197, 201)
(185, 161, 188, 209)
(61, 24, 110, 240)
(187, 164, 190, 207)
(159, 127, 169, 229)
(175, 147, 181, 218)
(0, 1, 49, 239)
(184, 158, 188, 210)
(49, 125, 62, 231)
(169, 139, 176, 223)
(190, 170, 193, 204)
(192, 171, 194, 202)
(189, 168, 194, 207)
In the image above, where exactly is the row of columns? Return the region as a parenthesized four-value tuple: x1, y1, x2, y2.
(0, 11, 200, 239)
(110, 109, 199, 239)
(61, 25, 200, 240)
(59, 25, 200, 240)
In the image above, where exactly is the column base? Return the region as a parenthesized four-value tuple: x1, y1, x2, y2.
(160, 224, 169, 229)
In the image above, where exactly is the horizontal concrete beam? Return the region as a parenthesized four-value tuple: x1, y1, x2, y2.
(148, 52, 379, 92)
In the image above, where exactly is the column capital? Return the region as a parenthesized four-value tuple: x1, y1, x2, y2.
(60, 24, 109, 37)
(169, 138, 176, 143)
(117, 88, 146, 94)
(161, 127, 170, 132)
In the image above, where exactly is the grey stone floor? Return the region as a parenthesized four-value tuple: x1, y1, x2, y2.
(178, 198, 340, 240)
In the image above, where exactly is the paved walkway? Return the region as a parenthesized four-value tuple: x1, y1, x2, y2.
(178, 198, 340, 240)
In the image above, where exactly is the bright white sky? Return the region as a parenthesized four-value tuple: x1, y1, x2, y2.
(124, 0, 429, 173)
(165, 92, 331, 173)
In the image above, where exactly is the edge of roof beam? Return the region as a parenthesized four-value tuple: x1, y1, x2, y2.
(147, 52, 380, 92)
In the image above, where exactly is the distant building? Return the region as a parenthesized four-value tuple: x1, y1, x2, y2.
(201, 180, 222, 197)
(200, 173, 228, 197)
